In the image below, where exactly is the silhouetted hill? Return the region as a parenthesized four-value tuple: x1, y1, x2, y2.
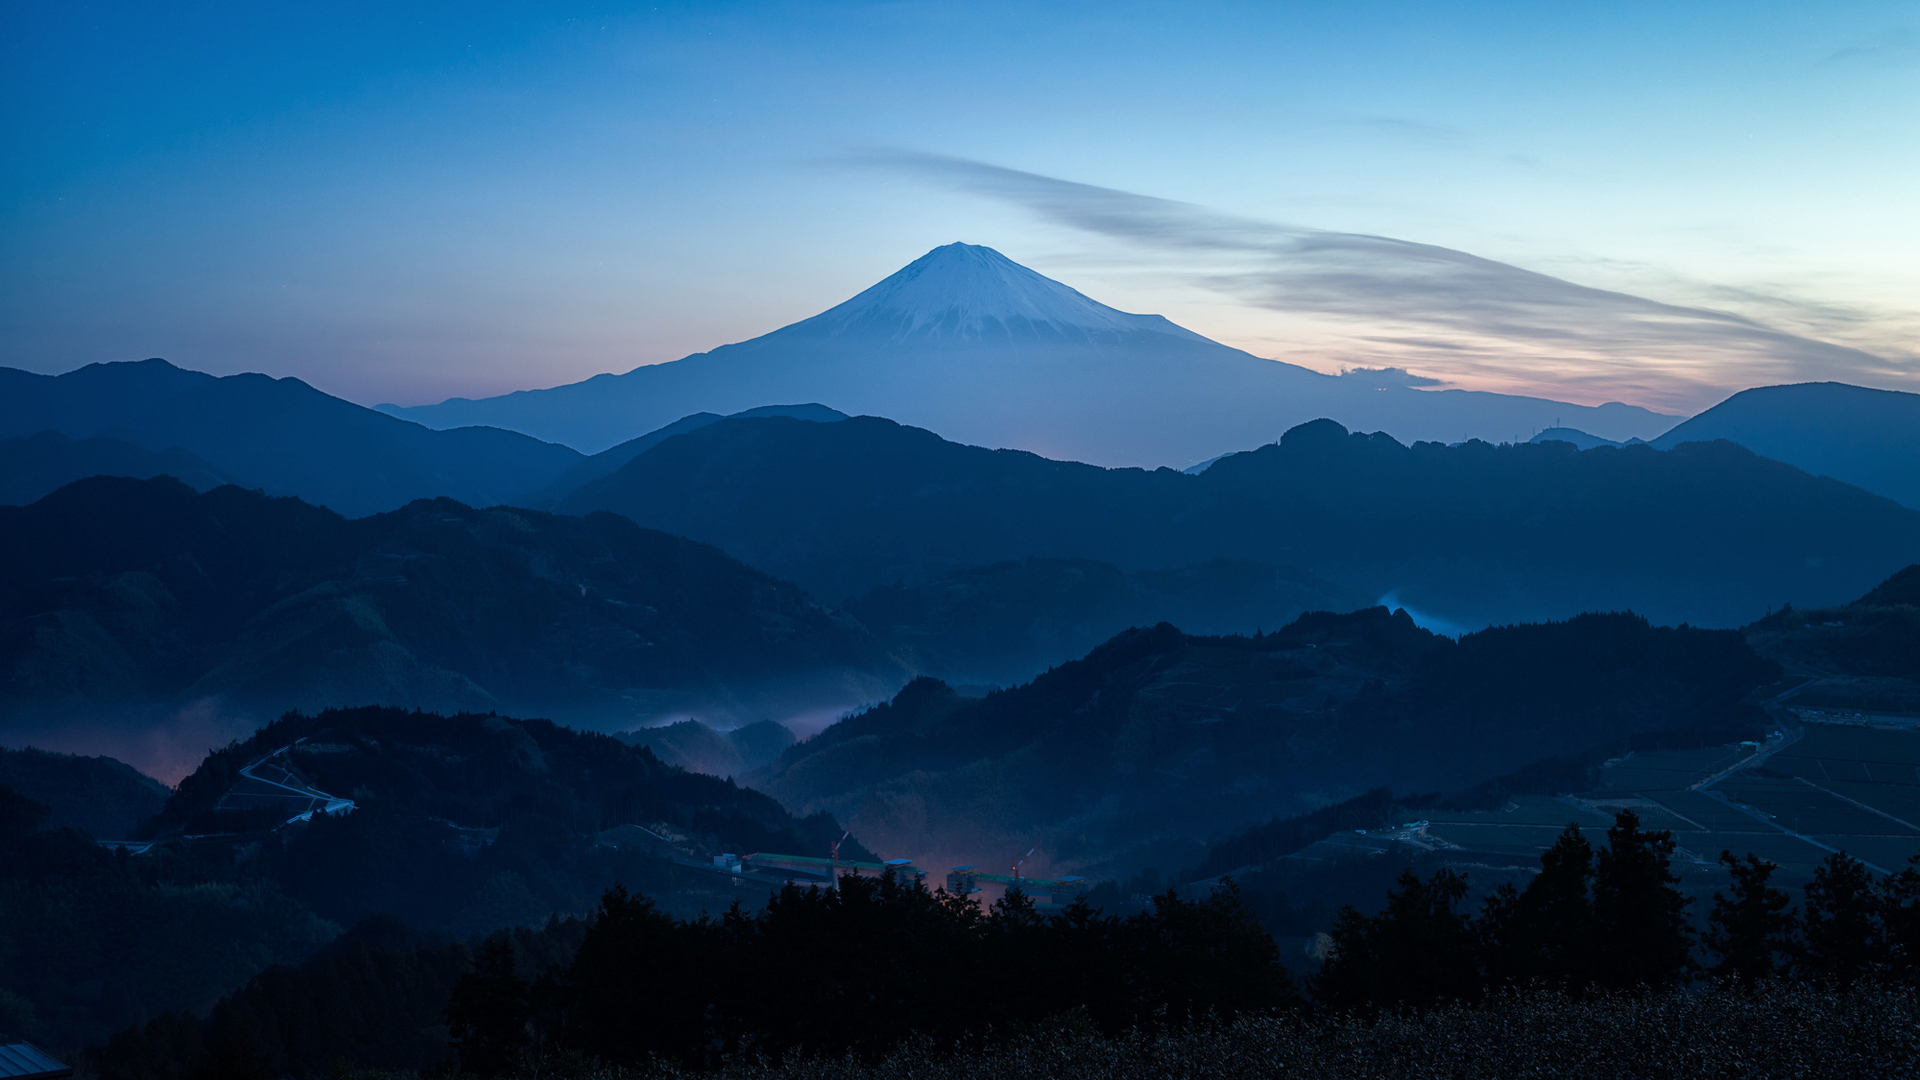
(0, 746, 169, 839)
(1652, 382, 1920, 509)
(516, 403, 847, 509)
(0, 359, 584, 517)
(621, 718, 797, 778)
(1858, 565, 1920, 608)
(147, 706, 864, 932)
(1746, 563, 1920, 715)
(557, 414, 1920, 627)
(844, 557, 1370, 686)
(2, 701, 868, 1054)
(0, 477, 906, 767)
(0, 430, 236, 505)
(556, 414, 1191, 602)
(749, 608, 1775, 877)
(1527, 427, 1630, 450)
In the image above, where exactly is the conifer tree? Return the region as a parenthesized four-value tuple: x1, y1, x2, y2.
(1801, 851, 1885, 986)
(1883, 854, 1920, 984)
(1312, 868, 1479, 1012)
(1480, 823, 1596, 990)
(445, 931, 532, 1077)
(1704, 851, 1796, 982)
(1590, 810, 1692, 991)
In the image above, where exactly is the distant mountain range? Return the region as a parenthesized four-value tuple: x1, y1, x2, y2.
(1651, 382, 1920, 510)
(555, 412, 1920, 628)
(0, 359, 584, 517)
(0, 476, 905, 775)
(844, 557, 1368, 688)
(1528, 427, 1640, 451)
(379, 244, 1679, 465)
(0, 430, 236, 505)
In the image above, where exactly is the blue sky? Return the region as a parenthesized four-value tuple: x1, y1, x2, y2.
(3, 1, 1915, 411)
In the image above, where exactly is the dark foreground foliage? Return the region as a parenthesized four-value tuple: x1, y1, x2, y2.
(1313, 808, 1920, 1013)
(0, 786, 336, 1054)
(333, 982, 1920, 1080)
(456, 872, 1296, 1073)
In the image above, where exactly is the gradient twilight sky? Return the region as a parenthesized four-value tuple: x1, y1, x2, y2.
(3, 1, 1915, 414)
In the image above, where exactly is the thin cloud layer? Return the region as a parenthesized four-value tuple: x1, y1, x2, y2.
(871, 152, 1912, 412)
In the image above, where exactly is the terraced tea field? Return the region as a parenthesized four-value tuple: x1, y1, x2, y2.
(1419, 721, 1920, 891)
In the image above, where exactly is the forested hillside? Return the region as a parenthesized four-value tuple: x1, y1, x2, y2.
(752, 607, 1778, 878)
(558, 414, 1920, 626)
(0, 477, 905, 750)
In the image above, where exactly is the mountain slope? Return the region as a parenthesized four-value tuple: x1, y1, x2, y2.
(1744, 563, 1920, 716)
(383, 244, 1676, 464)
(0, 746, 170, 839)
(1651, 382, 1920, 509)
(0, 430, 237, 505)
(556, 414, 1920, 628)
(749, 609, 1775, 877)
(148, 705, 863, 929)
(843, 557, 1370, 687)
(0, 359, 585, 517)
(516, 402, 847, 509)
(0, 477, 906, 772)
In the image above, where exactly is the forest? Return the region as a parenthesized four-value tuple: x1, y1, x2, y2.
(63, 806, 1920, 1080)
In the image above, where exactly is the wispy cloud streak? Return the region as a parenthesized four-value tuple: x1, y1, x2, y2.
(868, 151, 1913, 411)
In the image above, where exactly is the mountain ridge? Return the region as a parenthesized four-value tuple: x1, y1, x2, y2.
(0, 476, 907, 778)
(0, 359, 585, 517)
(554, 413, 1920, 629)
(1651, 381, 1920, 509)
(379, 244, 1679, 463)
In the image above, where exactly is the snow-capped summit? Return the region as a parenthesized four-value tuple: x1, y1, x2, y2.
(792, 243, 1206, 345)
(381, 244, 1677, 465)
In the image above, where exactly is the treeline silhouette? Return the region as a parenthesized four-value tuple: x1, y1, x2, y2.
(450, 874, 1293, 1074)
(1315, 809, 1920, 1014)
(78, 811, 1920, 1079)
(83, 875, 1290, 1079)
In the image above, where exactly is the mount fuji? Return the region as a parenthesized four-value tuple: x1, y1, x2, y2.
(382, 244, 1677, 466)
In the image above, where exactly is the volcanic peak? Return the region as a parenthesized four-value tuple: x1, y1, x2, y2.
(790, 242, 1206, 345)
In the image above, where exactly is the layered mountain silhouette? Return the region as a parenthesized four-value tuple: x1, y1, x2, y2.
(844, 557, 1369, 687)
(0, 476, 906, 768)
(555, 414, 1920, 628)
(1651, 382, 1920, 510)
(0, 745, 169, 839)
(621, 717, 798, 778)
(0, 359, 584, 517)
(382, 244, 1677, 465)
(748, 608, 1777, 876)
(516, 402, 846, 509)
(0, 430, 236, 505)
